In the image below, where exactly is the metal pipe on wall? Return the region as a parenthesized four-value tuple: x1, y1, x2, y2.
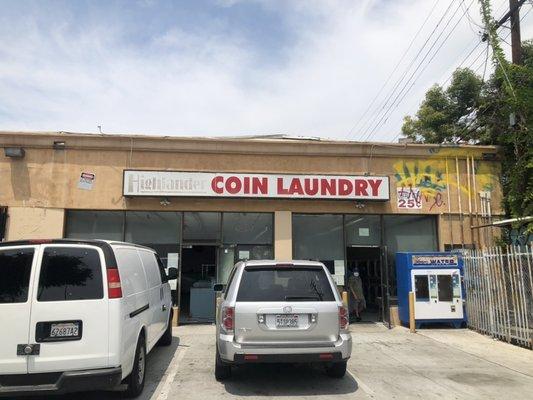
(455, 157, 465, 247)
(471, 156, 481, 247)
(445, 158, 454, 248)
(466, 156, 474, 248)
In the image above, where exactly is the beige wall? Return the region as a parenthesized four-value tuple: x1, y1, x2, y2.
(6, 207, 64, 240)
(0, 132, 504, 248)
(274, 211, 292, 260)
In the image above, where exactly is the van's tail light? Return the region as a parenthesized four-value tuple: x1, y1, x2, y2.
(339, 306, 349, 330)
(107, 268, 123, 299)
(221, 306, 234, 333)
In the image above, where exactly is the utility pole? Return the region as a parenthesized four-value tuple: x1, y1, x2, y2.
(508, 0, 522, 64)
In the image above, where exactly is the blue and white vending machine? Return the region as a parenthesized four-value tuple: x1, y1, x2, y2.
(396, 252, 466, 328)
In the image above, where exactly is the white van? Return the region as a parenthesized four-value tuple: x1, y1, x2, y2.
(0, 239, 176, 398)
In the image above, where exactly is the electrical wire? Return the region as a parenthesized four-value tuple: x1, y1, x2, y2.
(362, 0, 476, 142)
(343, 0, 441, 139)
(391, 4, 532, 142)
(354, 0, 459, 140)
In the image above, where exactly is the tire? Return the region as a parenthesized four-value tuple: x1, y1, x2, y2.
(325, 360, 347, 378)
(158, 312, 173, 347)
(215, 347, 231, 381)
(124, 334, 147, 398)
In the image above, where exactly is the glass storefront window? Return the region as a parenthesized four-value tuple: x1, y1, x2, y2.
(383, 215, 438, 254)
(345, 215, 381, 246)
(293, 214, 344, 273)
(384, 215, 438, 295)
(183, 212, 220, 243)
(65, 210, 124, 241)
(125, 211, 181, 246)
(125, 211, 181, 274)
(218, 213, 274, 284)
(222, 213, 273, 244)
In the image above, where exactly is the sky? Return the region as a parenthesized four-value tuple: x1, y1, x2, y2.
(0, 0, 532, 142)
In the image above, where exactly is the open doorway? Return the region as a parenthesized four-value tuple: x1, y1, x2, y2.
(179, 245, 217, 323)
(346, 246, 382, 323)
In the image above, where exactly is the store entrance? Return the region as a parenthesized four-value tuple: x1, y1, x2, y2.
(346, 246, 383, 323)
(179, 245, 217, 323)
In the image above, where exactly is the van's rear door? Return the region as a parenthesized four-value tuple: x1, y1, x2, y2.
(234, 264, 340, 346)
(27, 244, 109, 373)
(0, 245, 37, 374)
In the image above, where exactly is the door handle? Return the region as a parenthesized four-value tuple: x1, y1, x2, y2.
(162, 304, 167, 312)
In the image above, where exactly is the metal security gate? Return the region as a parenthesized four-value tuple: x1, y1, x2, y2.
(463, 245, 533, 348)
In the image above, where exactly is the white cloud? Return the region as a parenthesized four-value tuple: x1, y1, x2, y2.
(0, 0, 531, 141)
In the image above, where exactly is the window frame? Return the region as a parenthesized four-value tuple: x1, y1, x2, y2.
(0, 246, 36, 304)
(36, 245, 105, 302)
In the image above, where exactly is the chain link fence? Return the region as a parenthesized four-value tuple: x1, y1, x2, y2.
(463, 244, 533, 348)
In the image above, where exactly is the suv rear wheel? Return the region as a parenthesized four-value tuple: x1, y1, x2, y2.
(124, 334, 147, 398)
(325, 360, 347, 378)
(215, 347, 231, 381)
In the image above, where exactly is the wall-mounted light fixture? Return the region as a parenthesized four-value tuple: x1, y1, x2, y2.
(160, 197, 171, 206)
(354, 201, 365, 209)
(53, 141, 66, 150)
(4, 147, 25, 158)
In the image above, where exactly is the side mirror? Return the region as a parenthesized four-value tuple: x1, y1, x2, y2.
(167, 267, 178, 280)
(213, 283, 225, 292)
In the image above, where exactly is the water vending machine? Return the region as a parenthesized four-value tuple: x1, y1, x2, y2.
(396, 252, 466, 328)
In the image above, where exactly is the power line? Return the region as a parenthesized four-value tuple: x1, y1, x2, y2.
(391, 4, 533, 142)
(343, 0, 441, 139)
(353, 0, 459, 140)
(362, 0, 475, 142)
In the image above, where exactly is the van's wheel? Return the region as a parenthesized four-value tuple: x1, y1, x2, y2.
(325, 360, 347, 378)
(124, 334, 147, 398)
(158, 311, 173, 346)
(215, 347, 231, 381)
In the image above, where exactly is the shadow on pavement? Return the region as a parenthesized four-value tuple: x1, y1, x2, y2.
(223, 363, 358, 396)
(17, 336, 181, 400)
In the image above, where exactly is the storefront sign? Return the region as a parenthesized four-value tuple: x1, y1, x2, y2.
(412, 255, 459, 266)
(123, 170, 390, 200)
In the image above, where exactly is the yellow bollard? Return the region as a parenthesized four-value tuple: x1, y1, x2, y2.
(408, 291, 416, 333)
(172, 306, 179, 327)
(342, 291, 349, 307)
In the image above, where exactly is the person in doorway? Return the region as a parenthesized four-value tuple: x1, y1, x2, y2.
(347, 267, 366, 322)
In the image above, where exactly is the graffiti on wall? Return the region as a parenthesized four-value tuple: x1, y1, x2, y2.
(392, 158, 498, 212)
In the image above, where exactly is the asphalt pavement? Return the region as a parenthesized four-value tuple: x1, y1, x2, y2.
(19, 322, 533, 400)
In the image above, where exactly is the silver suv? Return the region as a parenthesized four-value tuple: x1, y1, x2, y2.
(214, 260, 351, 380)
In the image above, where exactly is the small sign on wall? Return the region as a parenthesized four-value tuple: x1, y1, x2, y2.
(78, 172, 95, 191)
(397, 186, 422, 209)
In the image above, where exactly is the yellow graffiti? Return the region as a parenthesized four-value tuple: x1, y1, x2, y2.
(393, 159, 499, 198)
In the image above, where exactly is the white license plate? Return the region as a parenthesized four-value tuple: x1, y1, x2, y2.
(50, 323, 79, 338)
(276, 314, 299, 328)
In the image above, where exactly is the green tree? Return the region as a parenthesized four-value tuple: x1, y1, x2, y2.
(401, 68, 483, 143)
(400, 40, 533, 224)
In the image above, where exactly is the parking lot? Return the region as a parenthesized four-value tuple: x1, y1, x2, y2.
(24, 323, 533, 400)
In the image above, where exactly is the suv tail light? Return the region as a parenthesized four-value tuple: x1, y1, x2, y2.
(339, 306, 349, 330)
(107, 268, 123, 299)
(222, 306, 234, 333)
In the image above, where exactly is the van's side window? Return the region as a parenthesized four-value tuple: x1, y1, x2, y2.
(139, 250, 162, 288)
(37, 247, 103, 302)
(155, 254, 168, 283)
(0, 248, 35, 303)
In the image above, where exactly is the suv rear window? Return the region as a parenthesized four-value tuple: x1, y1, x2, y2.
(236, 266, 335, 302)
(0, 248, 35, 303)
(37, 247, 103, 302)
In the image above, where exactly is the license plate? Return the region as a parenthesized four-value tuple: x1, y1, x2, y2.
(276, 314, 299, 328)
(50, 322, 80, 338)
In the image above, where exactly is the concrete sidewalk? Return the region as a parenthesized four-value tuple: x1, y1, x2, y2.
(24, 323, 533, 400)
